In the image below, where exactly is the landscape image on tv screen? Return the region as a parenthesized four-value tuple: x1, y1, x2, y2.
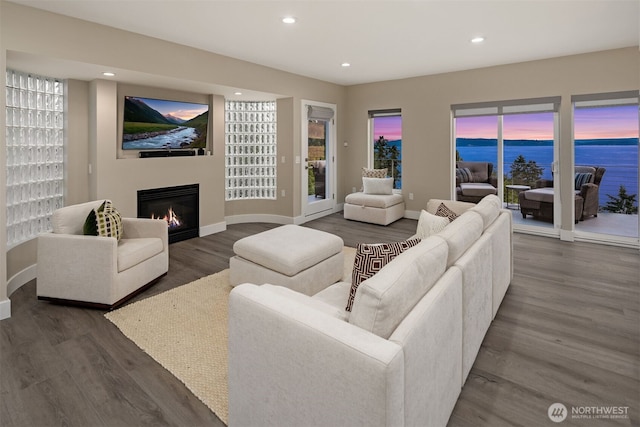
(122, 96, 209, 150)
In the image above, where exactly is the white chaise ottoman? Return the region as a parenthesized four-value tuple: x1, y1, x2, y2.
(343, 192, 405, 225)
(229, 224, 344, 296)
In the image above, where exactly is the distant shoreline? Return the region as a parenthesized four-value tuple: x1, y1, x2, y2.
(456, 137, 638, 147)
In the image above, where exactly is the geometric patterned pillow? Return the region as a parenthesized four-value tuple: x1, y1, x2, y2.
(346, 238, 421, 311)
(97, 200, 123, 240)
(83, 200, 123, 241)
(362, 167, 388, 178)
(435, 202, 459, 222)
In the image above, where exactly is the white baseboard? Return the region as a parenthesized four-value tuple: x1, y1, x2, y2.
(3, 262, 38, 319)
(0, 299, 11, 320)
(404, 209, 420, 220)
(200, 221, 227, 237)
(7, 264, 37, 296)
(225, 214, 294, 225)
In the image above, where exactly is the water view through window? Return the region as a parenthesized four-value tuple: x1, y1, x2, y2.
(456, 106, 639, 210)
(574, 104, 638, 211)
(372, 114, 402, 189)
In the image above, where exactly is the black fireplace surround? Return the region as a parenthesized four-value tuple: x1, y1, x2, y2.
(137, 184, 199, 244)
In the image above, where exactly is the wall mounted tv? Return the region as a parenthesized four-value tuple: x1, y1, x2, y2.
(122, 96, 209, 150)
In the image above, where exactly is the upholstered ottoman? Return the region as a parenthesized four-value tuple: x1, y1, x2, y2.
(459, 183, 497, 199)
(343, 192, 405, 225)
(229, 224, 344, 296)
(519, 188, 584, 223)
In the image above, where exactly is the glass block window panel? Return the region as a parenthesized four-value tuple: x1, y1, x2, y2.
(225, 101, 277, 200)
(6, 69, 65, 247)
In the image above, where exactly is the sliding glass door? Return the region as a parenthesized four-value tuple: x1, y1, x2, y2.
(455, 115, 498, 182)
(453, 98, 560, 234)
(573, 92, 639, 245)
(503, 112, 556, 229)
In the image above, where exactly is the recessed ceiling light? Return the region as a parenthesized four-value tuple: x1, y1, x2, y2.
(341, 62, 351, 68)
(471, 36, 485, 44)
(234, 92, 242, 96)
(282, 16, 296, 24)
(102, 72, 116, 77)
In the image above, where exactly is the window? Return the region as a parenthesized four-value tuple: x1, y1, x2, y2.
(5, 70, 65, 247)
(573, 91, 638, 237)
(369, 109, 402, 189)
(453, 97, 559, 205)
(225, 101, 277, 200)
(455, 115, 498, 172)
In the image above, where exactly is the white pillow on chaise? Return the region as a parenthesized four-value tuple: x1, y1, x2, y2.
(362, 177, 394, 195)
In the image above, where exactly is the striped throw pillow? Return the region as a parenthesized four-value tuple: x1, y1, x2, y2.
(456, 167, 474, 183)
(574, 172, 593, 190)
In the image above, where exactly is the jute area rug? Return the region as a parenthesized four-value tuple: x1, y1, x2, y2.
(105, 247, 356, 425)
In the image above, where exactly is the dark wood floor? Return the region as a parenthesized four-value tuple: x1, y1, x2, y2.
(1, 213, 638, 426)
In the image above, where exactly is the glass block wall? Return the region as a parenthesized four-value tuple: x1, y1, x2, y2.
(6, 70, 64, 247)
(225, 101, 277, 200)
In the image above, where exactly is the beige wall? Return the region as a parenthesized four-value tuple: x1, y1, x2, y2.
(67, 79, 91, 204)
(86, 81, 226, 224)
(345, 47, 639, 226)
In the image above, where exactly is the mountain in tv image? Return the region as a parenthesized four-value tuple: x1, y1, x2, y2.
(164, 114, 187, 125)
(122, 96, 209, 150)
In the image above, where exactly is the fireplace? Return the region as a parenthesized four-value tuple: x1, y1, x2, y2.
(137, 184, 199, 244)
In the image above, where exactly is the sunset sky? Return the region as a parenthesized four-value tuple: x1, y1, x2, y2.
(133, 97, 208, 121)
(574, 105, 639, 139)
(373, 115, 402, 141)
(456, 105, 639, 140)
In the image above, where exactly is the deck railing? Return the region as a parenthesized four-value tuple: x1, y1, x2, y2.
(374, 158, 402, 189)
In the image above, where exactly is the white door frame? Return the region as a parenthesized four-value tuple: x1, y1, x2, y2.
(301, 99, 336, 219)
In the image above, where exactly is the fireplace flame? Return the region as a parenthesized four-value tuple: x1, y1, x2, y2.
(152, 206, 182, 229)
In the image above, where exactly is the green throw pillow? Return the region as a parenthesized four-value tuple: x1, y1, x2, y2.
(83, 208, 98, 236)
(83, 200, 123, 241)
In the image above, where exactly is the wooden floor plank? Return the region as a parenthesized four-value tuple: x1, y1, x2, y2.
(1, 370, 104, 427)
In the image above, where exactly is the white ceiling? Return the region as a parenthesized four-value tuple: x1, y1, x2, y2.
(7, 0, 640, 87)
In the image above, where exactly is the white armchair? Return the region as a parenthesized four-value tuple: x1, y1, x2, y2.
(37, 200, 169, 309)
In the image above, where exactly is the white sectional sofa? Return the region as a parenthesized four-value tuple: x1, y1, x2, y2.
(228, 195, 512, 427)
